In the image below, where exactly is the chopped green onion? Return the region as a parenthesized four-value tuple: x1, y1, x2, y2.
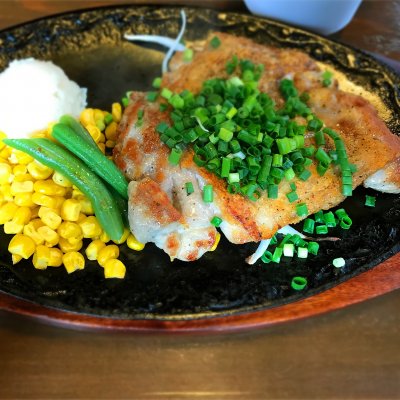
(203, 184, 214, 203)
(314, 131, 325, 146)
(314, 210, 324, 223)
(211, 216, 222, 227)
(168, 148, 182, 165)
(228, 173, 240, 183)
(307, 241, 319, 255)
(296, 203, 308, 217)
(298, 169, 312, 181)
(159, 103, 168, 112)
(302, 218, 315, 234)
(104, 113, 113, 125)
(316, 225, 328, 234)
(221, 157, 231, 178)
(272, 247, 283, 263)
(185, 181, 194, 195)
(161, 87, 173, 100)
(322, 70, 333, 87)
(183, 48, 194, 62)
(335, 208, 347, 220)
(169, 94, 184, 109)
(283, 243, 295, 257)
(286, 191, 298, 203)
(291, 276, 307, 290)
(261, 250, 273, 264)
(365, 195, 376, 207)
(297, 247, 308, 259)
(152, 77, 162, 89)
(268, 184, 279, 199)
(121, 97, 129, 107)
(210, 36, 221, 48)
(218, 127, 233, 142)
(340, 216, 352, 229)
(333, 257, 345, 268)
(315, 147, 332, 165)
(323, 211, 336, 227)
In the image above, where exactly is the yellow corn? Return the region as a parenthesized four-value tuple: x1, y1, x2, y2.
(97, 142, 106, 154)
(112, 228, 130, 245)
(30, 206, 40, 219)
(8, 234, 36, 259)
(1, 184, 13, 202)
(37, 226, 59, 247)
(104, 259, 126, 279)
(48, 248, 63, 267)
(38, 206, 62, 230)
(85, 239, 106, 261)
(13, 173, 34, 182)
(79, 216, 102, 238)
(71, 187, 84, 198)
(59, 237, 83, 253)
(32, 192, 59, 209)
(27, 160, 53, 180)
(86, 124, 103, 143)
(105, 140, 116, 149)
(80, 108, 95, 126)
(112, 102, 122, 122)
(126, 234, 145, 251)
(0, 163, 12, 184)
(105, 121, 118, 141)
(97, 244, 119, 267)
(0, 192, 3, 205)
(12, 254, 22, 265)
(52, 171, 72, 187)
(99, 230, 110, 243)
(23, 220, 45, 245)
(9, 149, 33, 165)
(0, 203, 19, 224)
(63, 251, 85, 274)
(210, 232, 221, 251)
(61, 199, 81, 221)
(79, 197, 94, 215)
(10, 180, 34, 195)
(32, 245, 51, 270)
(12, 164, 27, 176)
(14, 193, 36, 207)
(0, 131, 7, 150)
(57, 221, 82, 239)
(94, 109, 105, 131)
(0, 146, 11, 160)
(4, 221, 24, 234)
(34, 180, 66, 197)
(14, 207, 32, 225)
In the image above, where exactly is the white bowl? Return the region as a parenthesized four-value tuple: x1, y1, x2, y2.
(244, 0, 363, 35)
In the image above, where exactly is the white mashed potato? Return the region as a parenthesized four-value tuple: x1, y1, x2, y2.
(0, 58, 87, 138)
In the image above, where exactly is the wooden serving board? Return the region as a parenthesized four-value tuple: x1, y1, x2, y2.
(0, 252, 399, 332)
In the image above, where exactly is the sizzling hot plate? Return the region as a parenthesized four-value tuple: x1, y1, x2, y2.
(0, 6, 399, 327)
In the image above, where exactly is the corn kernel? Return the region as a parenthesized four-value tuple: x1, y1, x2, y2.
(210, 232, 221, 251)
(37, 226, 59, 247)
(61, 199, 81, 221)
(63, 251, 85, 274)
(112, 102, 122, 122)
(79, 216, 102, 238)
(86, 124, 103, 143)
(0, 203, 19, 224)
(59, 237, 83, 252)
(104, 259, 126, 279)
(97, 244, 119, 267)
(8, 234, 36, 259)
(32, 192, 59, 209)
(0, 131, 6, 150)
(48, 248, 63, 267)
(94, 109, 105, 131)
(97, 142, 106, 154)
(85, 239, 106, 261)
(27, 160, 53, 180)
(38, 206, 62, 230)
(80, 108, 95, 127)
(12, 254, 22, 265)
(13, 207, 32, 225)
(32, 245, 51, 270)
(14, 193, 36, 207)
(4, 221, 24, 234)
(113, 227, 130, 245)
(71, 187, 84, 198)
(57, 221, 82, 239)
(79, 197, 94, 215)
(105, 140, 116, 149)
(23, 221, 45, 245)
(99, 230, 110, 243)
(34, 180, 66, 197)
(105, 121, 118, 141)
(9, 149, 33, 165)
(13, 173, 34, 182)
(10, 180, 34, 194)
(67, 234, 84, 245)
(1, 184, 13, 202)
(0, 146, 11, 160)
(30, 207, 40, 219)
(127, 234, 145, 251)
(52, 171, 72, 187)
(12, 164, 27, 176)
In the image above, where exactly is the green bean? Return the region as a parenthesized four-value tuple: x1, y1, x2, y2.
(4, 138, 125, 242)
